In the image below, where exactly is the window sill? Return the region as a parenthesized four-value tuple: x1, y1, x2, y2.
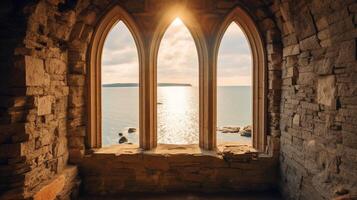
(87, 143, 270, 159)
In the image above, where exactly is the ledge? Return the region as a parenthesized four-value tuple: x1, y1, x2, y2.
(80, 144, 277, 194)
(88, 143, 260, 157)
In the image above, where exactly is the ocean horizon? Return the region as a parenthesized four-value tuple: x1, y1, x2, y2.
(102, 85, 252, 146)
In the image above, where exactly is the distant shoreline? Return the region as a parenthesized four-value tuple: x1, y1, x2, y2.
(102, 83, 192, 87)
(102, 83, 251, 87)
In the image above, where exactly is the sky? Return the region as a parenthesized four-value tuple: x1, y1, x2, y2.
(102, 18, 252, 86)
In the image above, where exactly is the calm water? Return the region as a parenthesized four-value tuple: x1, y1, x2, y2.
(102, 86, 252, 146)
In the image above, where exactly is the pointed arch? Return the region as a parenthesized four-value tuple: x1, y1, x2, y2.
(156, 17, 199, 145)
(150, 7, 209, 148)
(88, 5, 145, 148)
(213, 7, 267, 151)
(216, 22, 253, 145)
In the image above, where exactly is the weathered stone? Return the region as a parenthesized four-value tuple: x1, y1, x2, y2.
(1, 1, 356, 200)
(294, 8, 317, 40)
(292, 114, 300, 126)
(33, 175, 65, 200)
(45, 58, 67, 75)
(283, 44, 300, 56)
(317, 75, 336, 107)
(336, 39, 356, 64)
(68, 74, 85, 86)
(24, 56, 50, 86)
(36, 96, 52, 116)
(315, 58, 333, 75)
(299, 35, 320, 51)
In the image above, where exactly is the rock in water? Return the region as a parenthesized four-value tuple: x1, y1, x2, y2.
(119, 136, 128, 144)
(240, 131, 251, 137)
(243, 125, 252, 132)
(128, 127, 137, 133)
(218, 126, 240, 133)
(240, 125, 252, 137)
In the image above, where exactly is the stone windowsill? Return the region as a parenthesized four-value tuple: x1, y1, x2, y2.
(86, 143, 271, 160)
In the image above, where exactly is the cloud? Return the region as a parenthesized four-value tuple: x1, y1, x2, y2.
(157, 19, 199, 85)
(101, 19, 252, 86)
(217, 22, 252, 86)
(102, 21, 139, 84)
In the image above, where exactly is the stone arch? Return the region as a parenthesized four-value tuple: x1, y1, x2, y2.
(212, 6, 273, 151)
(149, 6, 209, 147)
(87, 5, 145, 148)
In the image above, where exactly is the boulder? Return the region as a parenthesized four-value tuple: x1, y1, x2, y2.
(118, 136, 128, 144)
(218, 126, 240, 133)
(240, 125, 252, 137)
(128, 128, 137, 133)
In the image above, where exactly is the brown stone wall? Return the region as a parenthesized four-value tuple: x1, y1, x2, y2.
(67, 0, 283, 196)
(0, 1, 80, 199)
(79, 145, 278, 195)
(0, 0, 283, 199)
(271, 0, 357, 199)
(67, 0, 282, 160)
(4, 0, 356, 199)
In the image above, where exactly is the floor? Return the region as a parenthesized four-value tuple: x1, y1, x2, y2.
(80, 191, 282, 200)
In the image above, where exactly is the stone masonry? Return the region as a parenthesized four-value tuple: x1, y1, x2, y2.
(0, 0, 356, 200)
(273, 0, 357, 199)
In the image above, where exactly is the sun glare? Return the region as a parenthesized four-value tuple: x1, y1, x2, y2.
(172, 17, 183, 27)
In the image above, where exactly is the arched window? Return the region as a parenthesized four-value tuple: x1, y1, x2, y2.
(101, 21, 139, 147)
(157, 18, 199, 144)
(217, 22, 252, 146)
(88, 6, 144, 148)
(214, 7, 266, 151)
(88, 6, 266, 151)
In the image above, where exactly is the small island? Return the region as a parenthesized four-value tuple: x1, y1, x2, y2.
(102, 83, 192, 87)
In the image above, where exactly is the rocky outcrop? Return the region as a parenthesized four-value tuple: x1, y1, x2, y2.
(218, 125, 252, 137)
(240, 125, 252, 137)
(127, 127, 137, 133)
(218, 126, 240, 133)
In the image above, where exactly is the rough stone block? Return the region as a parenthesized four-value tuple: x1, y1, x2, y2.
(336, 39, 356, 64)
(283, 44, 300, 57)
(33, 175, 65, 200)
(317, 75, 336, 106)
(293, 114, 300, 126)
(45, 58, 67, 75)
(25, 56, 49, 86)
(299, 35, 320, 51)
(36, 96, 52, 116)
(315, 58, 333, 75)
(68, 74, 85, 86)
(294, 8, 317, 40)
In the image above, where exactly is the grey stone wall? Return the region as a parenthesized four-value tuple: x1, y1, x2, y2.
(271, 0, 357, 199)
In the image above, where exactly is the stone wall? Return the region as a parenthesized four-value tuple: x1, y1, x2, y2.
(67, 0, 282, 196)
(0, 0, 283, 199)
(0, 1, 80, 199)
(1, 0, 356, 199)
(79, 145, 278, 195)
(67, 0, 282, 160)
(271, 0, 357, 199)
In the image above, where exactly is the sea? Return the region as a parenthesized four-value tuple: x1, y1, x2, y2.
(102, 86, 252, 147)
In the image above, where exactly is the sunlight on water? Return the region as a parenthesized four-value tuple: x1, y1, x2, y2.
(157, 87, 199, 144)
(102, 86, 252, 146)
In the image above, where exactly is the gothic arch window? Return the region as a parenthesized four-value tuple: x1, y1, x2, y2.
(101, 21, 139, 147)
(216, 22, 253, 146)
(156, 18, 199, 145)
(88, 6, 266, 152)
(88, 6, 145, 148)
(214, 7, 266, 151)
